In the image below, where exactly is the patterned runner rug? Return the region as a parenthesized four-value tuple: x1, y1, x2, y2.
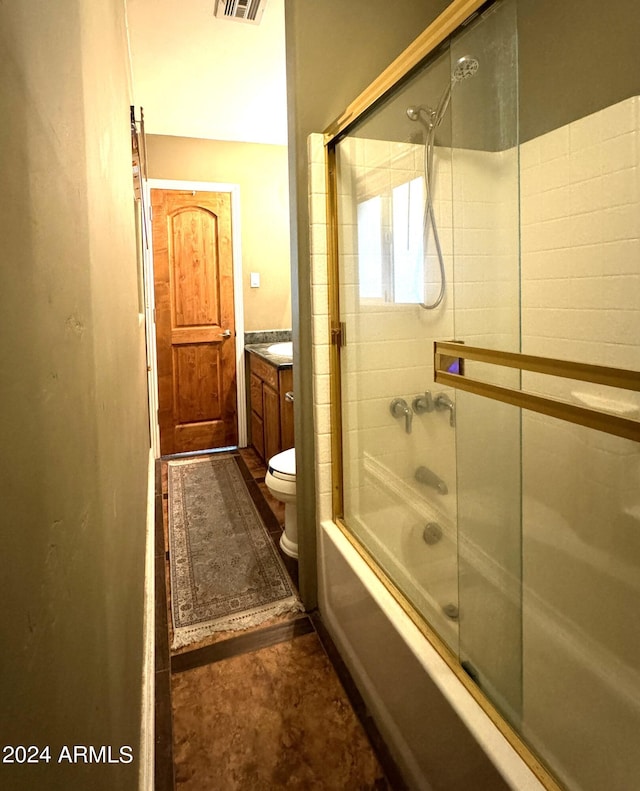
(168, 454, 302, 649)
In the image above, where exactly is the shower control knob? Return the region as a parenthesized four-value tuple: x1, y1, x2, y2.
(413, 392, 435, 414)
(390, 398, 413, 434)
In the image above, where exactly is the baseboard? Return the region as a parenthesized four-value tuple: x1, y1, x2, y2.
(139, 448, 156, 791)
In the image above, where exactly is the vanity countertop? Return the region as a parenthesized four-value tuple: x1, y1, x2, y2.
(245, 343, 293, 368)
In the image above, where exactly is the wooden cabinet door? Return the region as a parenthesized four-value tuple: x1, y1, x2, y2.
(263, 384, 281, 462)
(279, 368, 294, 451)
(250, 409, 264, 460)
(152, 189, 237, 455)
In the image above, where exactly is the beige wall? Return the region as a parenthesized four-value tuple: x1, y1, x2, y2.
(0, 1, 149, 788)
(284, 0, 451, 608)
(146, 135, 292, 332)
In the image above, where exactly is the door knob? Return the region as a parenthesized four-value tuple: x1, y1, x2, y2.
(220, 329, 232, 338)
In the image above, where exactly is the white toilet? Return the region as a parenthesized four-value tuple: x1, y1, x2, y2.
(265, 447, 298, 559)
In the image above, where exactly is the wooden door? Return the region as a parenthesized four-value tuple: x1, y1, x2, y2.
(152, 189, 237, 455)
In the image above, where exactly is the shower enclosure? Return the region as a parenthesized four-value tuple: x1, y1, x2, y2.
(326, 1, 640, 789)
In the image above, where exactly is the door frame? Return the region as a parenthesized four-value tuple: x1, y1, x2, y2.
(142, 178, 246, 458)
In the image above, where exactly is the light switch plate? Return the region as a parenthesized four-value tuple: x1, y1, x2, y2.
(250, 272, 260, 288)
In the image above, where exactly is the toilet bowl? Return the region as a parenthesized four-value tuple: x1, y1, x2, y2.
(265, 448, 297, 559)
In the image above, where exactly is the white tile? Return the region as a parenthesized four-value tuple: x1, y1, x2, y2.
(308, 191, 327, 225)
(312, 341, 331, 375)
(311, 283, 329, 317)
(315, 432, 333, 465)
(602, 97, 639, 140)
(311, 253, 328, 286)
(569, 177, 602, 215)
(309, 223, 328, 255)
(569, 211, 603, 247)
(600, 203, 640, 242)
(602, 132, 638, 174)
(312, 313, 330, 346)
(313, 373, 331, 406)
(309, 162, 326, 194)
(540, 185, 572, 222)
(570, 109, 604, 152)
(316, 491, 333, 523)
(313, 402, 332, 434)
(315, 462, 333, 495)
(568, 146, 601, 184)
(601, 166, 639, 208)
(540, 124, 570, 162)
(600, 238, 640, 275)
(307, 132, 325, 164)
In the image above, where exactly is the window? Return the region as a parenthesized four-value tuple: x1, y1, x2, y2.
(356, 177, 424, 304)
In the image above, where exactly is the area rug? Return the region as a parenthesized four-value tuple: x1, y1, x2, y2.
(168, 454, 302, 649)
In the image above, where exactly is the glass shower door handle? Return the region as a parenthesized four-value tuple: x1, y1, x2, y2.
(434, 341, 640, 442)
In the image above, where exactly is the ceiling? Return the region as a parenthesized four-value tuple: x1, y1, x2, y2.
(126, 0, 288, 145)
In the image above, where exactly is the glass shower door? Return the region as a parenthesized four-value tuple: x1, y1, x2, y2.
(335, 43, 461, 654)
(331, 0, 640, 788)
(447, 0, 523, 727)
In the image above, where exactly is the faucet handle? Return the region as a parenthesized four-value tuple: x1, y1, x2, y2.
(434, 392, 456, 427)
(390, 398, 413, 434)
(412, 392, 434, 414)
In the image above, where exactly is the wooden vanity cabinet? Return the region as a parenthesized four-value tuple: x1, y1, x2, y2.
(249, 353, 294, 462)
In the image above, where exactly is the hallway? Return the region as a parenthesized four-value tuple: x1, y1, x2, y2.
(155, 449, 402, 791)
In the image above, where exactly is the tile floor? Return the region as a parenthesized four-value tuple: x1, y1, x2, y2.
(156, 448, 402, 791)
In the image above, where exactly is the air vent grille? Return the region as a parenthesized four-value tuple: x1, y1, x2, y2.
(214, 0, 266, 24)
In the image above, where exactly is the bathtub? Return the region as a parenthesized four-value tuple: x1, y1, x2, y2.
(345, 497, 460, 654)
(319, 481, 640, 791)
(317, 519, 545, 791)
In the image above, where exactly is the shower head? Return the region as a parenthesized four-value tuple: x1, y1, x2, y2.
(406, 56, 479, 130)
(452, 55, 479, 83)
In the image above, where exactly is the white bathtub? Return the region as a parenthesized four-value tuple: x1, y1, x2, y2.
(320, 483, 640, 791)
(318, 519, 545, 791)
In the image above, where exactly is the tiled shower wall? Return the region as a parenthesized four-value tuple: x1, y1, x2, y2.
(335, 136, 455, 529)
(324, 135, 520, 541)
(521, 95, 640, 370)
(520, 97, 640, 791)
(310, 94, 640, 520)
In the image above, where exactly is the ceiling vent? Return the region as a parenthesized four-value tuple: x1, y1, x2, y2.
(214, 0, 266, 24)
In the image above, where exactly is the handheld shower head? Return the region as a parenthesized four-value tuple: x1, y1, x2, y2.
(452, 55, 479, 83)
(405, 56, 479, 130)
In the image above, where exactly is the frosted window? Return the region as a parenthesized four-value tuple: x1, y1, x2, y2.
(357, 196, 383, 299)
(392, 177, 424, 303)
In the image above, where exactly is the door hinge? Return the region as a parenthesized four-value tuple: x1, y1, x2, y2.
(330, 321, 347, 347)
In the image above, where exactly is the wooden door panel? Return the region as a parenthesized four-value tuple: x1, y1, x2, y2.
(173, 345, 221, 424)
(152, 188, 237, 455)
(171, 208, 220, 327)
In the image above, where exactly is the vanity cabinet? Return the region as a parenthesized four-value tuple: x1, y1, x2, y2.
(248, 352, 294, 462)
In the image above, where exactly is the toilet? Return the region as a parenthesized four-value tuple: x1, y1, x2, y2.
(265, 447, 298, 559)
